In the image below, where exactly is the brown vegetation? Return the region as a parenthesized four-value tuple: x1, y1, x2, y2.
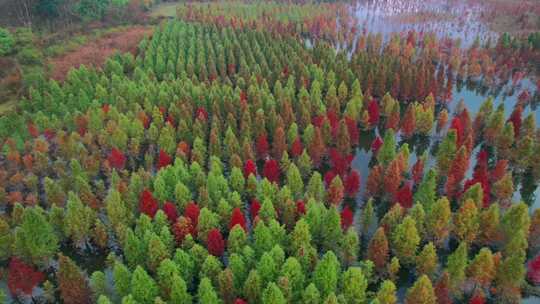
(0, 58, 22, 101)
(48, 26, 152, 81)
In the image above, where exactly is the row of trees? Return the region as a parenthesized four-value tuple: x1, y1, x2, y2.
(174, 1, 539, 102)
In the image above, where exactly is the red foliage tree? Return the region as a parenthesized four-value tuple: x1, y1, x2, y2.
(396, 182, 413, 208)
(263, 158, 281, 183)
(469, 291, 486, 304)
(7, 257, 45, 296)
(367, 227, 389, 271)
(290, 137, 304, 158)
(344, 170, 361, 197)
(235, 299, 248, 304)
(296, 200, 306, 215)
(207, 228, 225, 256)
(385, 109, 400, 131)
(173, 216, 194, 244)
(368, 99, 380, 127)
(250, 199, 261, 219)
(450, 116, 464, 146)
(140, 189, 159, 218)
(108, 148, 126, 170)
(391, 74, 401, 98)
(527, 254, 540, 285)
(329, 148, 354, 176)
(341, 206, 354, 230)
(102, 104, 110, 114)
(508, 105, 522, 137)
(184, 202, 200, 228)
(272, 127, 287, 159)
(27, 122, 39, 138)
(139, 111, 150, 129)
(177, 141, 191, 159)
(229, 207, 247, 231)
(476, 149, 488, 172)
(463, 133, 474, 154)
(446, 147, 470, 198)
(75, 117, 88, 136)
(159, 106, 167, 118)
(327, 176, 344, 206)
(43, 129, 55, 140)
(57, 254, 91, 304)
(162, 202, 178, 223)
(166, 115, 176, 127)
(453, 147, 471, 180)
(312, 115, 325, 128)
(366, 164, 384, 197)
(371, 136, 383, 153)
(445, 175, 459, 200)
(256, 134, 269, 159)
(463, 149, 490, 205)
(324, 170, 338, 187)
(462, 179, 490, 208)
(400, 104, 416, 138)
(459, 108, 472, 138)
(309, 127, 326, 166)
(411, 157, 424, 184)
(157, 149, 172, 170)
(196, 106, 209, 121)
(327, 110, 340, 136)
(345, 117, 359, 146)
(243, 159, 257, 178)
(384, 160, 402, 199)
(491, 159, 508, 182)
(240, 91, 248, 104)
(434, 272, 452, 304)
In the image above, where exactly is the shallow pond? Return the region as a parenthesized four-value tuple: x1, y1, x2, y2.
(354, 0, 498, 47)
(351, 0, 540, 210)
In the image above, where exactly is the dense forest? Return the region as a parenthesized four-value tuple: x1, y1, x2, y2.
(0, 0, 539, 303)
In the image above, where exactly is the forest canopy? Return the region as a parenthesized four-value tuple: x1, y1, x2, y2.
(0, 0, 539, 303)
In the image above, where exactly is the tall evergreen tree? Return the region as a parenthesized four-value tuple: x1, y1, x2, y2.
(367, 227, 389, 271)
(446, 242, 468, 293)
(198, 277, 221, 304)
(58, 254, 92, 304)
(405, 275, 436, 304)
(262, 282, 286, 304)
(376, 280, 397, 304)
(170, 275, 192, 304)
(14, 207, 58, 266)
(416, 242, 438, 279)
(341, 267, 367, 304)
(313, 251, 340, 297)
(391, 216, 420, 265)
(131, 266, 159, 303)
(377, 129, 396, 166)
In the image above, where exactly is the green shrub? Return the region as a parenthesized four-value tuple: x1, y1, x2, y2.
(528, 32, 540, 50)
(0, 27, 14, 56)
(17, 47, 43, 65)
(13, 27, 35, 50)
(22, 66, 45, 89)
(44, 44, 67, 57)
(72, 35, 88, 45)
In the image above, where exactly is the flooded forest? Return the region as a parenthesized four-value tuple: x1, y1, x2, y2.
(0, 1, 539, 303)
